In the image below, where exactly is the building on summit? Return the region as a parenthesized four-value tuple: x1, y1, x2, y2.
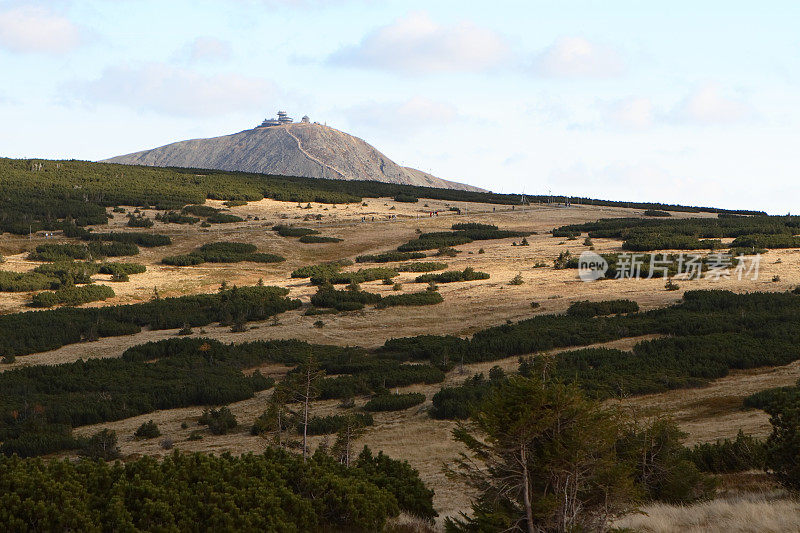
(257, 110, 297, 128)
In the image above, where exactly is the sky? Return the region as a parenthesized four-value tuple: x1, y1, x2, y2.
(0, 1, 798, 214)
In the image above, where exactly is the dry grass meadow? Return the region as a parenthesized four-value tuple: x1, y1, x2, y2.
(3, 196, 800, 528)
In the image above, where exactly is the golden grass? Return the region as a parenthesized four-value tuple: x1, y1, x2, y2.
(614, 493, 800, 533)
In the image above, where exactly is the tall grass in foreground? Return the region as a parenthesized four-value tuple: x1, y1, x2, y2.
(614, 493, 800, 533)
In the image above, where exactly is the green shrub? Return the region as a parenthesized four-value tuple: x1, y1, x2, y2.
(80, 429, 121, 460)
(182, 204, 221, 217)
(364, 393, 425, 412)
(126, 215, 153, 227)
(566, 299, 639, 317)
(157, 211, 199, 224)
(290, 260, 352, 279)
(415, 267, 490, 283)
(395, 262, 447, 272)
(163, 242, 284, 265)
(162, 254, 205, 266)
(199, 407, 238, 435)
(686, 431, 766, 473)
(29, 243, 91, 261)
(452, 223, 498, 231)
(31, 284, 115, 307)
(272, 224, 319, 237)
(311, 286, 381, 310)
(393, 194, 418, 203)
(0, 447, 433, 530)
(0, 271, 60, 292)
(644, 209, 671, 217)
(377, 291, 443, 307)
(134, 420, 162, 439)
(207, 213, 244, 224)
(299, 235, 343, 243)
(356, 251, 426, 263)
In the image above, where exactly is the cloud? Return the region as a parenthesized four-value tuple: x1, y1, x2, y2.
(327, 12, 508, 73)
(178, 36, 232, 64)
(607, 97, 654, 128)
(346, 97, 458, 136)
(671, 83, 752, 124)
(531, 37, 624, 78)
(69, 64, 278, 117)
(0, 5, 83, 54)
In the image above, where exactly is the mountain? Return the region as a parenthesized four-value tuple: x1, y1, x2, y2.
(104, 121, 484, 192)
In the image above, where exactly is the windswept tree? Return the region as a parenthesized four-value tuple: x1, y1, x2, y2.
(282, 350, 325, 460)
(447, 376, 639, 533)
(330, 413, 368, 467)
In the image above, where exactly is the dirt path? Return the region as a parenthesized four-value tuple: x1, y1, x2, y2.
(283, 127, 346, 179)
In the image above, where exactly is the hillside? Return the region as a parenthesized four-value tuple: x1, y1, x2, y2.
(104, 122, 483, 191)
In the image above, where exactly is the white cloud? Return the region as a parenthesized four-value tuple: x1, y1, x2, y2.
(607, 97, 654, 128)
(531, 37, 624, 78)
(671, 83, 752, 124)
(70, 64, 278, 117)
(179, 36, 232, 64)
(327, 12, 508, 73)
(0, 5, 82, 54)
(346, 97, 458, 136)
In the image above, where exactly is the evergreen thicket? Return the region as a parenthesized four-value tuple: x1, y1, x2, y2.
(0, 285, 300, 357)
(0, 448, 433, 530)
(554, 215, 800, 251)
(163, 242, 284, 266)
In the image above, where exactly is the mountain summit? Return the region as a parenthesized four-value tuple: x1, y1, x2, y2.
(104, 115, 483, 191)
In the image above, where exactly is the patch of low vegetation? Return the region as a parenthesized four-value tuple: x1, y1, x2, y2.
(30, 283, 115, 308)
(298, 235, 343, 243)
(126, 214, 153, 227)
(554, 215, 800, 251)
(156, 211, 199, 224)
(566, 299, 640, 317)
(395, 261, 447, 272)
(207, 212, 245, 224)
(0, 285, 300, 358)
(134, 420, 162, 439)
(199, 407, 239, 435)
(163, 242, 284, 265)
(398, 224, 530, 252)
(393, 194, 418, 203)
(377, 291, 444, 308)
(356, 251, 426, 263)
(685, 431, 766, 473)
(363, 392, 425, 412)
(272, 224, 319, 237)
(414, 267, 489, 283)
(28, 242, 139, 261)
(182, 204, 221, 217)
(290, 259, 353, 279)
(0, 270, 60, 292)
(0, 447, 433, 531)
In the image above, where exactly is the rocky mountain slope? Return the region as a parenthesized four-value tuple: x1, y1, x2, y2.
(104, 123, 483, 191)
